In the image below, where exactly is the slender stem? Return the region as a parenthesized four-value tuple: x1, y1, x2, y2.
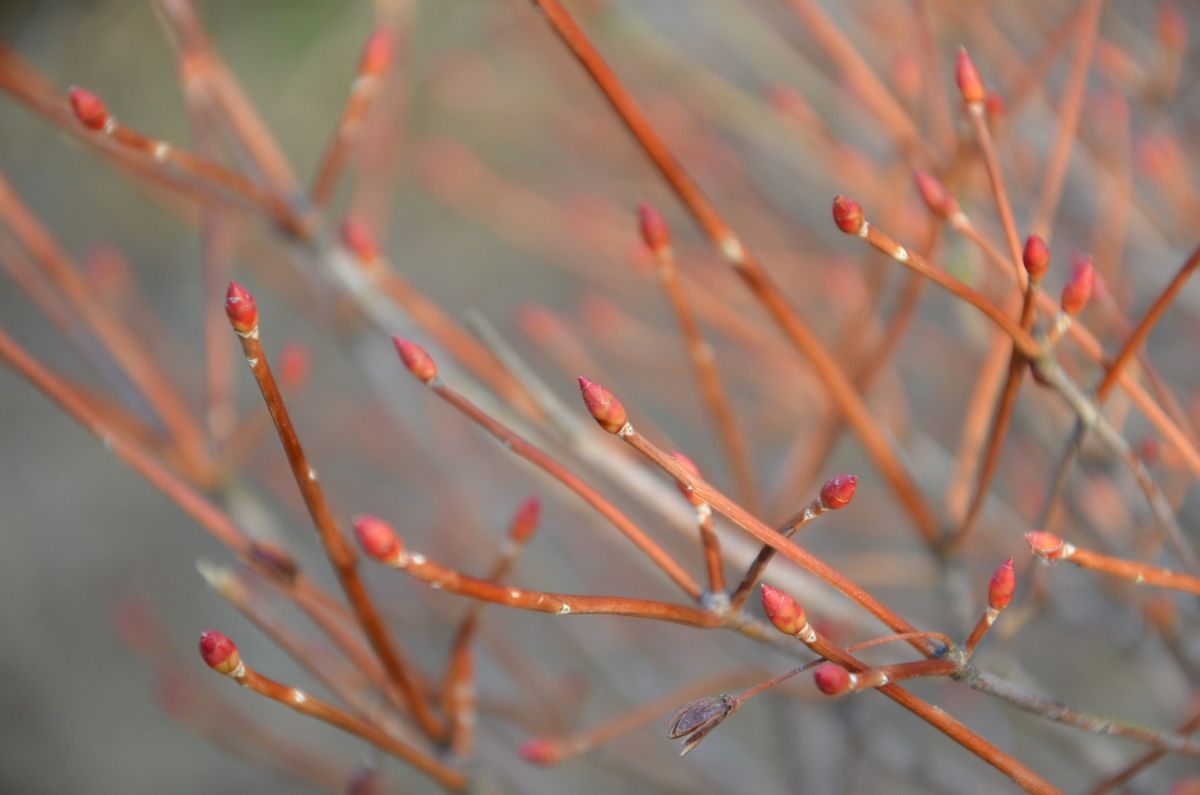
(528, 670, 752, 764)
(694, 505, 726, 595)
(0, 323, 245, 551)
(529, 0, 942, 545)
(786, 618, 1059, 794)
(227, 664, 466, 791)
(0, 171, 212, 481)
(1088, 699, 1200, 794)
(963, 668, 1200, 759)
(1027, 0, 1103, 242)
(964, 100, 1025, 284)
(653, 241, 758, 512)
(426, 378, 703, 600)
(152, 0, 302, 199)
(80, 105, 305, 236)
(1033, 358, 1199, 570)
(346, 243, 545, 421)
(381, 546, 721, 628)
(728, 496, 822, 612)
(233, 323, 445, 741)
(311, 28, 391, 208)
(785, 0, 932, 162)
(1096, 243, 1200, 403)
(614, 422, 936, 656)
(1037, 538, 1200, 596)
(856, 219, 1039, 357)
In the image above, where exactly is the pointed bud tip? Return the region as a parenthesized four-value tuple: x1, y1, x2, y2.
(813, 663, 853, 696)
(224, 281, 259, 334)
(819, 474, 857, 510)
(359, 27, 394, 77)
(988, 557, 1016, 610)
(198, 630, 241, 675)
(637, 202, 671, 253)
(955, 47, 986, 104)
(353, 515, 403, 563)
(832, 195, 865, 235)
(578, 376, 628, 433)
(69, 87, 109, 131)
(392, 337, 438, 383)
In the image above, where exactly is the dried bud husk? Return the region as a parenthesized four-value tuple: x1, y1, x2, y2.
(667, 694, 735, 755)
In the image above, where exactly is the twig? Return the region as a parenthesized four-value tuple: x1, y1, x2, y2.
(224, 283, 445, 742)
(199, 632, 466, 791)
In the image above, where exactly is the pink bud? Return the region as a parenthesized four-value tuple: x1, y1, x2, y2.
(578, 377, 628, 434)
(518, 737, 561, 766)
(198, 630, 241, 675)
(340, 217, 381, 264)
(1022, 234, 1049, 282)
(637, 202, 671, 254)
(955, 47, 986, 104)
(278, 343, 311, 389)
(832, 195, 865, 235)
(69, 87, 109, 131)
(392, 337, 438, 383)
(1025, 530, 1067, 561)
(988, 558, 1015, 610)
(1060, 254, 1095, 316)
(819, 474, 857, 510)
(760, 584, 806, 637)
(508, 497, 541, 544)
(224, 281, 259, 334)
(813, 663, 853, 696)
(912, 170, 958, 218)
(353, 515, 403, 562)
(359, 27, 394, 77)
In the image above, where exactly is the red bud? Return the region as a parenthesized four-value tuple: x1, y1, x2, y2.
(69, 87, 109, 131)
(988, 558, 1015, 610)
(278, 343, 311, 389)
(912, 170, 958, 218)
(224, 281, 259, 334)
(1025, 530, 1067, 561)
(984, 90, 1005, 120)
(518, 737, 561, 766)
(359, 27, 394, 77)
(340, 217, 381, 264)
(813, 663, 853, 696)
(1022, 235, 1049, 282)
(955, 47, 986, 104)
(353, 515, 403, 563)
(577, 377, 627, 433)
(760, 584, 806, 637)
(508, 497, 541, 544)
(1060, 254, 1095, 316)
(637, 202, 671, 254)
(819, 474, 857, 510)
(832, 195, 865, 235)
(198, 630, 241, 675)
(392, 337, 438, 383)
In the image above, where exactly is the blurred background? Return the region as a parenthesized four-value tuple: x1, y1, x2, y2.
(1, 1, 1199, 793)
